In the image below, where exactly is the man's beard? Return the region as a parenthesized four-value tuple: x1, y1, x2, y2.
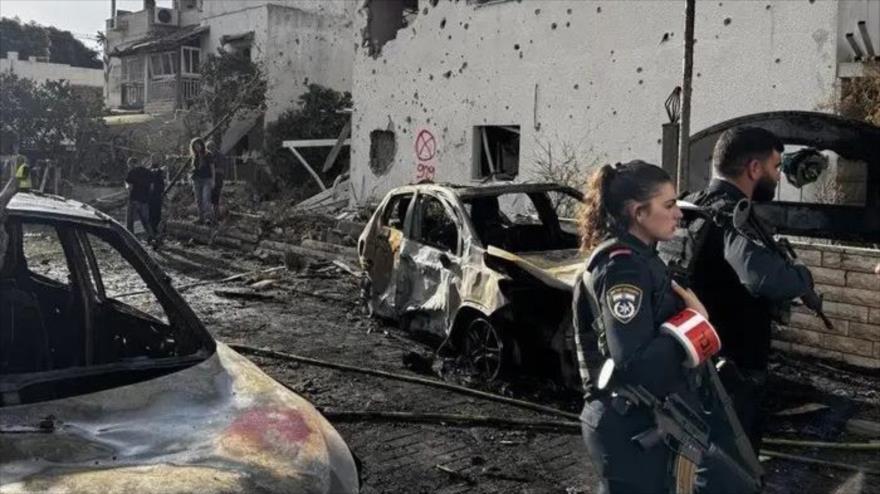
(753, 175, 777, 201)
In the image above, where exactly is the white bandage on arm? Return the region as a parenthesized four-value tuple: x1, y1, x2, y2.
(661, 309, 722, 368)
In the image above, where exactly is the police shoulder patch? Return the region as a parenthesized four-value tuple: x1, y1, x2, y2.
(606, 284, 643, 324)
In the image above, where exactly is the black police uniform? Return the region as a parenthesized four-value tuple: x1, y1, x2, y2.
(688, 179, 813, 449)
(576, 232, 691, 493)
(575, 232, 761, 494)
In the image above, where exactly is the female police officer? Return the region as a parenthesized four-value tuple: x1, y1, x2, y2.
(573, 161, 756, 494)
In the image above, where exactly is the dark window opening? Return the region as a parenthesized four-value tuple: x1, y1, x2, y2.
(369, 129, 396, 176)
(415, 196, 458, 253)
(364, 0, 418, 57)
(473, 125, 520, 181)
(382, 193, 413, 231)
(464, 191, 580, 251)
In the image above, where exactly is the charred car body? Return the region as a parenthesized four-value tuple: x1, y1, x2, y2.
(0, 192, 359, 493)
(358, 183, 585, 387)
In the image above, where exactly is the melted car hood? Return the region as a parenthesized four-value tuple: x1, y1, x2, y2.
(0, 344, 358, 494)
(485, 246, 586, 290)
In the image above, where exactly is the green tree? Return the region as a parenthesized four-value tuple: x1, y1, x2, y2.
(264, 84, 352, 196)
(184, 48, 267, 141)
(0, 73, 108, 177)
(0, 17, 101, 68)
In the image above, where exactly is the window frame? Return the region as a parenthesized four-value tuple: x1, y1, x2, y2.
(181, 46, 201, 77)
(381, 192, 415, 232)
(149, 51, 178, 80)
(412, 193, 461, 255)
(472, 125, 521, 181)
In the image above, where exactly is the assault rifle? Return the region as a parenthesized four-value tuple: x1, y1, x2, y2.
(731, 199, 833, 330)
(615, 378, 762, 493)
(596, 359, 763, 493)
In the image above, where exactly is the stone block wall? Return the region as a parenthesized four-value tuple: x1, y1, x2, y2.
(772, 242, 880, 369)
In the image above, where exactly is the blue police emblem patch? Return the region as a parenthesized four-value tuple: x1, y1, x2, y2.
(606, 284, 643, 324)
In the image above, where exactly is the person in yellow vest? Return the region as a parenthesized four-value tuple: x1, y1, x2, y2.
(14, 156, 32, 191)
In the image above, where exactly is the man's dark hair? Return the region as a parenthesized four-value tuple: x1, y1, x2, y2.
(712, 126, 784, 178)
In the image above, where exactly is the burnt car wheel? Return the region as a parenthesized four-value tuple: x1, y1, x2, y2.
(462, 317, 504, 381)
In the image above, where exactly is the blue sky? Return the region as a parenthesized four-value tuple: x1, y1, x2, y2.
(1, 0, 173, 51)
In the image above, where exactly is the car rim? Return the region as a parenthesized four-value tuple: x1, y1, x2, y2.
(464, 318, 503, 381)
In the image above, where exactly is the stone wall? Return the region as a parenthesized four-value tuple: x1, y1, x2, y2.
(774, 242, 880, 369)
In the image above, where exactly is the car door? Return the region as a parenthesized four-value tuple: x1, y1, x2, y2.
(394, 192, 462, 335)
(362, 192, 414, 317)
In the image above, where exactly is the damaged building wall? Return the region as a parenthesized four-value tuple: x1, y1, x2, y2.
(350, 0, 843, 203)
(200, 1, 356, 124)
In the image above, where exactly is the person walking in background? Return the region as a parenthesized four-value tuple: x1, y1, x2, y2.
(189, 138, 215, 225)
(125, 157, 157, 246)
(14, 156, 32, 192)
(147, 153, 165, 241)
(206, 140, 226, 221)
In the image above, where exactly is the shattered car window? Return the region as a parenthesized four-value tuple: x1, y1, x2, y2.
(21, 223, 71, 286)
(547, 190, 582, 220)
(383, 193, 413, 230)
(464, 191, 580, 252)
(415, 195, 458, 253)
(85, 232, 170, 325)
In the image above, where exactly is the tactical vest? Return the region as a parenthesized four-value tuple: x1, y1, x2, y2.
(657, 191, 731, 287)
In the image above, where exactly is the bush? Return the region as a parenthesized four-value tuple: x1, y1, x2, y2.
(264, 84, 352, 198)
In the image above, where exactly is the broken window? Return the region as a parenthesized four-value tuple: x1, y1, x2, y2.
(464, 191, 580, 251)
(84, 233, 169, 325)
(364, 0, 418, 56)
(369, 129, 396, 176)
(382, 193, 413, 231)
(415, 195, 458, 253)
(21, 223, 71, 287)
(473, 126, 520, 181)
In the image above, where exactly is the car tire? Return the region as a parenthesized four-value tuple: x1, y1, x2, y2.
(461, 316, 505, 382)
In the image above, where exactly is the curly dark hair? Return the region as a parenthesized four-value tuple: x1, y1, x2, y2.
(578, 160, 673, 251)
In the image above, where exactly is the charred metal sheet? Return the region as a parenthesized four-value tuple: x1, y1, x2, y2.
(0, 344, 359, 494)
(687, 111, 880, 193)
(7, 192, 111, 224)
(753, 202, 880, 243)
(483, 247, 574, 292)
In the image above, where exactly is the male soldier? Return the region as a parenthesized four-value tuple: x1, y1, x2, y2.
(687, 126, 815, 451)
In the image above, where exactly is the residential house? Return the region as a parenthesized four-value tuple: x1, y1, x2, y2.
(104, 0, 355, 150)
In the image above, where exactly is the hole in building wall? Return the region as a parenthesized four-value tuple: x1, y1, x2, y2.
(472, 125, 520, 181)
(363, 0, 419, 57)
(370, 130, 396, 176)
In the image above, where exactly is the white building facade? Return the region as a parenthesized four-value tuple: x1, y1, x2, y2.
(1, 52, 104, 88)
(350, 0, 879, 204)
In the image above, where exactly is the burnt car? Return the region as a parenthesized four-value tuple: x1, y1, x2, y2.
(358, 183, 586, 387)
(0, 192, 359, 493)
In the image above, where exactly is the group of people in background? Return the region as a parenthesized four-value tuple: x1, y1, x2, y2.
(124, 137, 228, 248)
